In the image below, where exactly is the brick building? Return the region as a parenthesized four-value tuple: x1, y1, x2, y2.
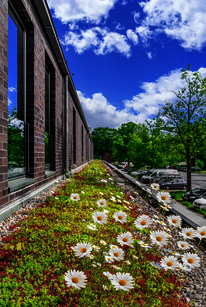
(0, 0, 93, 214)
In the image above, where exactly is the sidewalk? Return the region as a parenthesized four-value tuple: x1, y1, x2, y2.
(107, 163, 206, 229)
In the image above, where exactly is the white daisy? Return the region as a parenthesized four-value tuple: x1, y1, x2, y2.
(134, 214, 152, 230)
(103, 209, 109, 213)
(101, 179, 107, 183)
(103, 285, 108, 290)
(138, 241, 151, 250)
(151, 183, 159, 190)
(117, 195, 121, 199)
(93, 245, 100, 251)
(150, 231, 168, 247)
(180, 228, 196, 239)
(110, 273, 134, 291)
(156, 192, 171, 203)
(86, 254, 94, 259)
(150, 262, 163, 269)
(65, 270, 87, 290)
(178, 264, 191, 272)
(73, 242, 92, 258)
(196, 226, 206, 239)
(70, 194, 80, 201)
(87, 224, 97, 231)
(182, 253, 200, 268)
(111, 196, 116, 202)
(92, 264, 97, 267)
(117, 200, 122, 203)
(125, 261, 131, 265)
(97, 199, 107, 208)
(114, 211, 127, 224)
(147, 188, 151, 194)
(160, 205, 169, 211)
(92, 211, 107, 225)
(164, 227, 171, 232)
(100, 192, 104, 195)
(124, 200, 130, 204)
(81, 191, 85, 194)
(167, 215, 182, 227)
(160, 256, 179, 271)
(158, 220, 166, 226)
(113, 265, 122, 270)
(100, 240, 107, 245)
(105, 255, 114, 263)
(110, 244, 119, 250)
(133, 255, 138, 259)
(117, 232, 133, 246)
(177, 241, 190, 250)
(109, 247, 124, 261)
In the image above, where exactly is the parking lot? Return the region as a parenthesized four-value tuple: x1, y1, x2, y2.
(179, 172, 206, 190)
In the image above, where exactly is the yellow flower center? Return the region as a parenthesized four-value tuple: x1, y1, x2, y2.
(80, 248, 87, 253)
(119, 279, 126, 286)
(100, 202, 104, 205)
(181, 244, 185, 248)
(167, 261, 173, 267)
(188, 258, 194, 264)
(123, 237, 128, 242)
(161, 196, 167, 200)
(200, 231, 206, 236)
(172, 219, 177, 224)
(156, 236, 162, 242)
(74, 196, 77, 199)
(114, 252, 119, 257)
(108, 258, 111, 261)
(140, 221, 146, 226)
(186, 232, 191, 236)
(118, 215, 123, 220)
(154, 185, 157, 189)
(72, 277, 79, 283)
(97, 216, 102, 221)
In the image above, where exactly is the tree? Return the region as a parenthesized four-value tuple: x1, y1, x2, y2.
(91, 127, 116, 158)
(147, 65, 206, 191)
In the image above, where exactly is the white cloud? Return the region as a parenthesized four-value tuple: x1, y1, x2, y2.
(47, 0, 117, 23)
(139, 0, 206, 50)
(126, 29, 138, 45)
(147, 52, 152, 59)
(78, 91, 138, 129)
(61, 27, 131, 57)
(8, 98, 12, 105)
(114, 22, 125, 31)
(8, 87, 16, 92)
(133, 11, 141, 24)
(78, 67, 206, 129)
(136, 25, 153, 44)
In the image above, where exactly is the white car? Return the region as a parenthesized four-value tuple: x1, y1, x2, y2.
(193, 196, 206, 210)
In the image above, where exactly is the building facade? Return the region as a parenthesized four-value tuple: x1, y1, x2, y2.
(0, 0, 93, 211)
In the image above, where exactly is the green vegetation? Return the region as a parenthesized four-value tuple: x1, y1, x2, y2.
(0, 161, 189, 307)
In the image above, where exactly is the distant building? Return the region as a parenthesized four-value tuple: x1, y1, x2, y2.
(0, 0, 93, 213)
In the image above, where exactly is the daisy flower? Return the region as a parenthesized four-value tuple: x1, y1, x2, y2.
(117, 195, 121, 199)
(180, 228, 196, 239)
(100, 240, 107, 246)
(118, 200, 122, 203)
(111, 196, 116, 202)
(105, 255, 114, 263)
(103, 272, 113, 279)
(73, 242, 92, 258)
(160, 205, 169, 211)
(160, 256, 179, 271)
(97, 199, 107, 208)
(150, 262, 163, 269)
(166, 249, 181, 257)
(156, 192, 171, 203)
(109, 247, 124, 261)
(125, 261, 131, 265)
(93, 245, 100, 251)
(167, 215, 182, 227)
(70, 194, 80, 201)
(147, 188, 151, 193)
(87, 224, 97, 231)
(110, 273, 134, 291)
(196, 226, 206, 239)
(81, 191, 85, 194)
(103, 209, 109, 213)
(92, 211, 107, 225)
(150, 231, 168, 247)
(177, 241, 190, 250)
(138, 241, 151, 250)
(134, 214, 152, 230)
(154, 215, 159, 219)
(164, 227, 171, 232)
(182, 253, 200, 268)
(178, 264, 191, 272)
(101, 179, 107, 183)
(114, 211, 127, 224)
(133, 255, 138, 259)
(92, 264, 97, 267)
(100, 192, 104, 195)
(158, 220, 166, 226)
(117, 232, 133, 246)
(113, 265, 122, 270)
(86, 254, 94, 259)
(110, 244, 119, 249)
(65, 270, 87, 290)
(151, 183, 159, 190)
(103, 285, 108, 290)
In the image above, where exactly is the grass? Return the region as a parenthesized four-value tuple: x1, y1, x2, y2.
(170, 191, 206, 217)
(0, 161, 191, 307)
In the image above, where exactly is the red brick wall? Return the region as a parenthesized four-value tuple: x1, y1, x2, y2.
(0, 0, 93, 210)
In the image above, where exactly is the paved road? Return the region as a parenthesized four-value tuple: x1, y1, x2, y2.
(179, 172, 206, 190)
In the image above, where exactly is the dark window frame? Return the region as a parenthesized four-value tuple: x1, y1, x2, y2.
(73, 108, 76, 165)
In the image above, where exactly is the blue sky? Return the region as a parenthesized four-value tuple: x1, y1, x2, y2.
(8, 0, 206, 130)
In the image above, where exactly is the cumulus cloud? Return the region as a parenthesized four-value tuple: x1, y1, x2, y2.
(8, 87, 16, 92)
(78, 67, 206, 129)
(133, 12, 141, 24)
(47, 0, 117, 23)
(136, 25, 153, 45)
(8, 98, 12, 105)
(139, 0, 206, 50)
(61, 27, 131, 57)
(126, 29, 138, 45)
(147, 52, 152, 59)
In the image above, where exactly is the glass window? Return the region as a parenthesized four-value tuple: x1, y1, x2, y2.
(45, 66, 52, 170)
(73, 108, 76, 164)
(8, 9, 27, 179)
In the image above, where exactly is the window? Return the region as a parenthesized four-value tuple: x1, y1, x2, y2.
(73, 108, 76, 165)
(8, 4, 28, 179)
(45, 66, 51, 169)
(82, 125, 84, 162)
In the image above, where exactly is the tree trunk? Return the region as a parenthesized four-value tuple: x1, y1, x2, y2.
(186, 147, 192, 191)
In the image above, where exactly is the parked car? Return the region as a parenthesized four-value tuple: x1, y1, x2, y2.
(160, 178, 187, 190)
(182, 188, 206, 202)
(150, 170, 179, 184)
(141, 169, 162, 183)
(130, 170, 147, 179)
(193, 196, 206, 210)
(191, 166, 200, 172)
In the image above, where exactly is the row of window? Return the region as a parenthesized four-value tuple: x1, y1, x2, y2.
(8, 3, 89, 180)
